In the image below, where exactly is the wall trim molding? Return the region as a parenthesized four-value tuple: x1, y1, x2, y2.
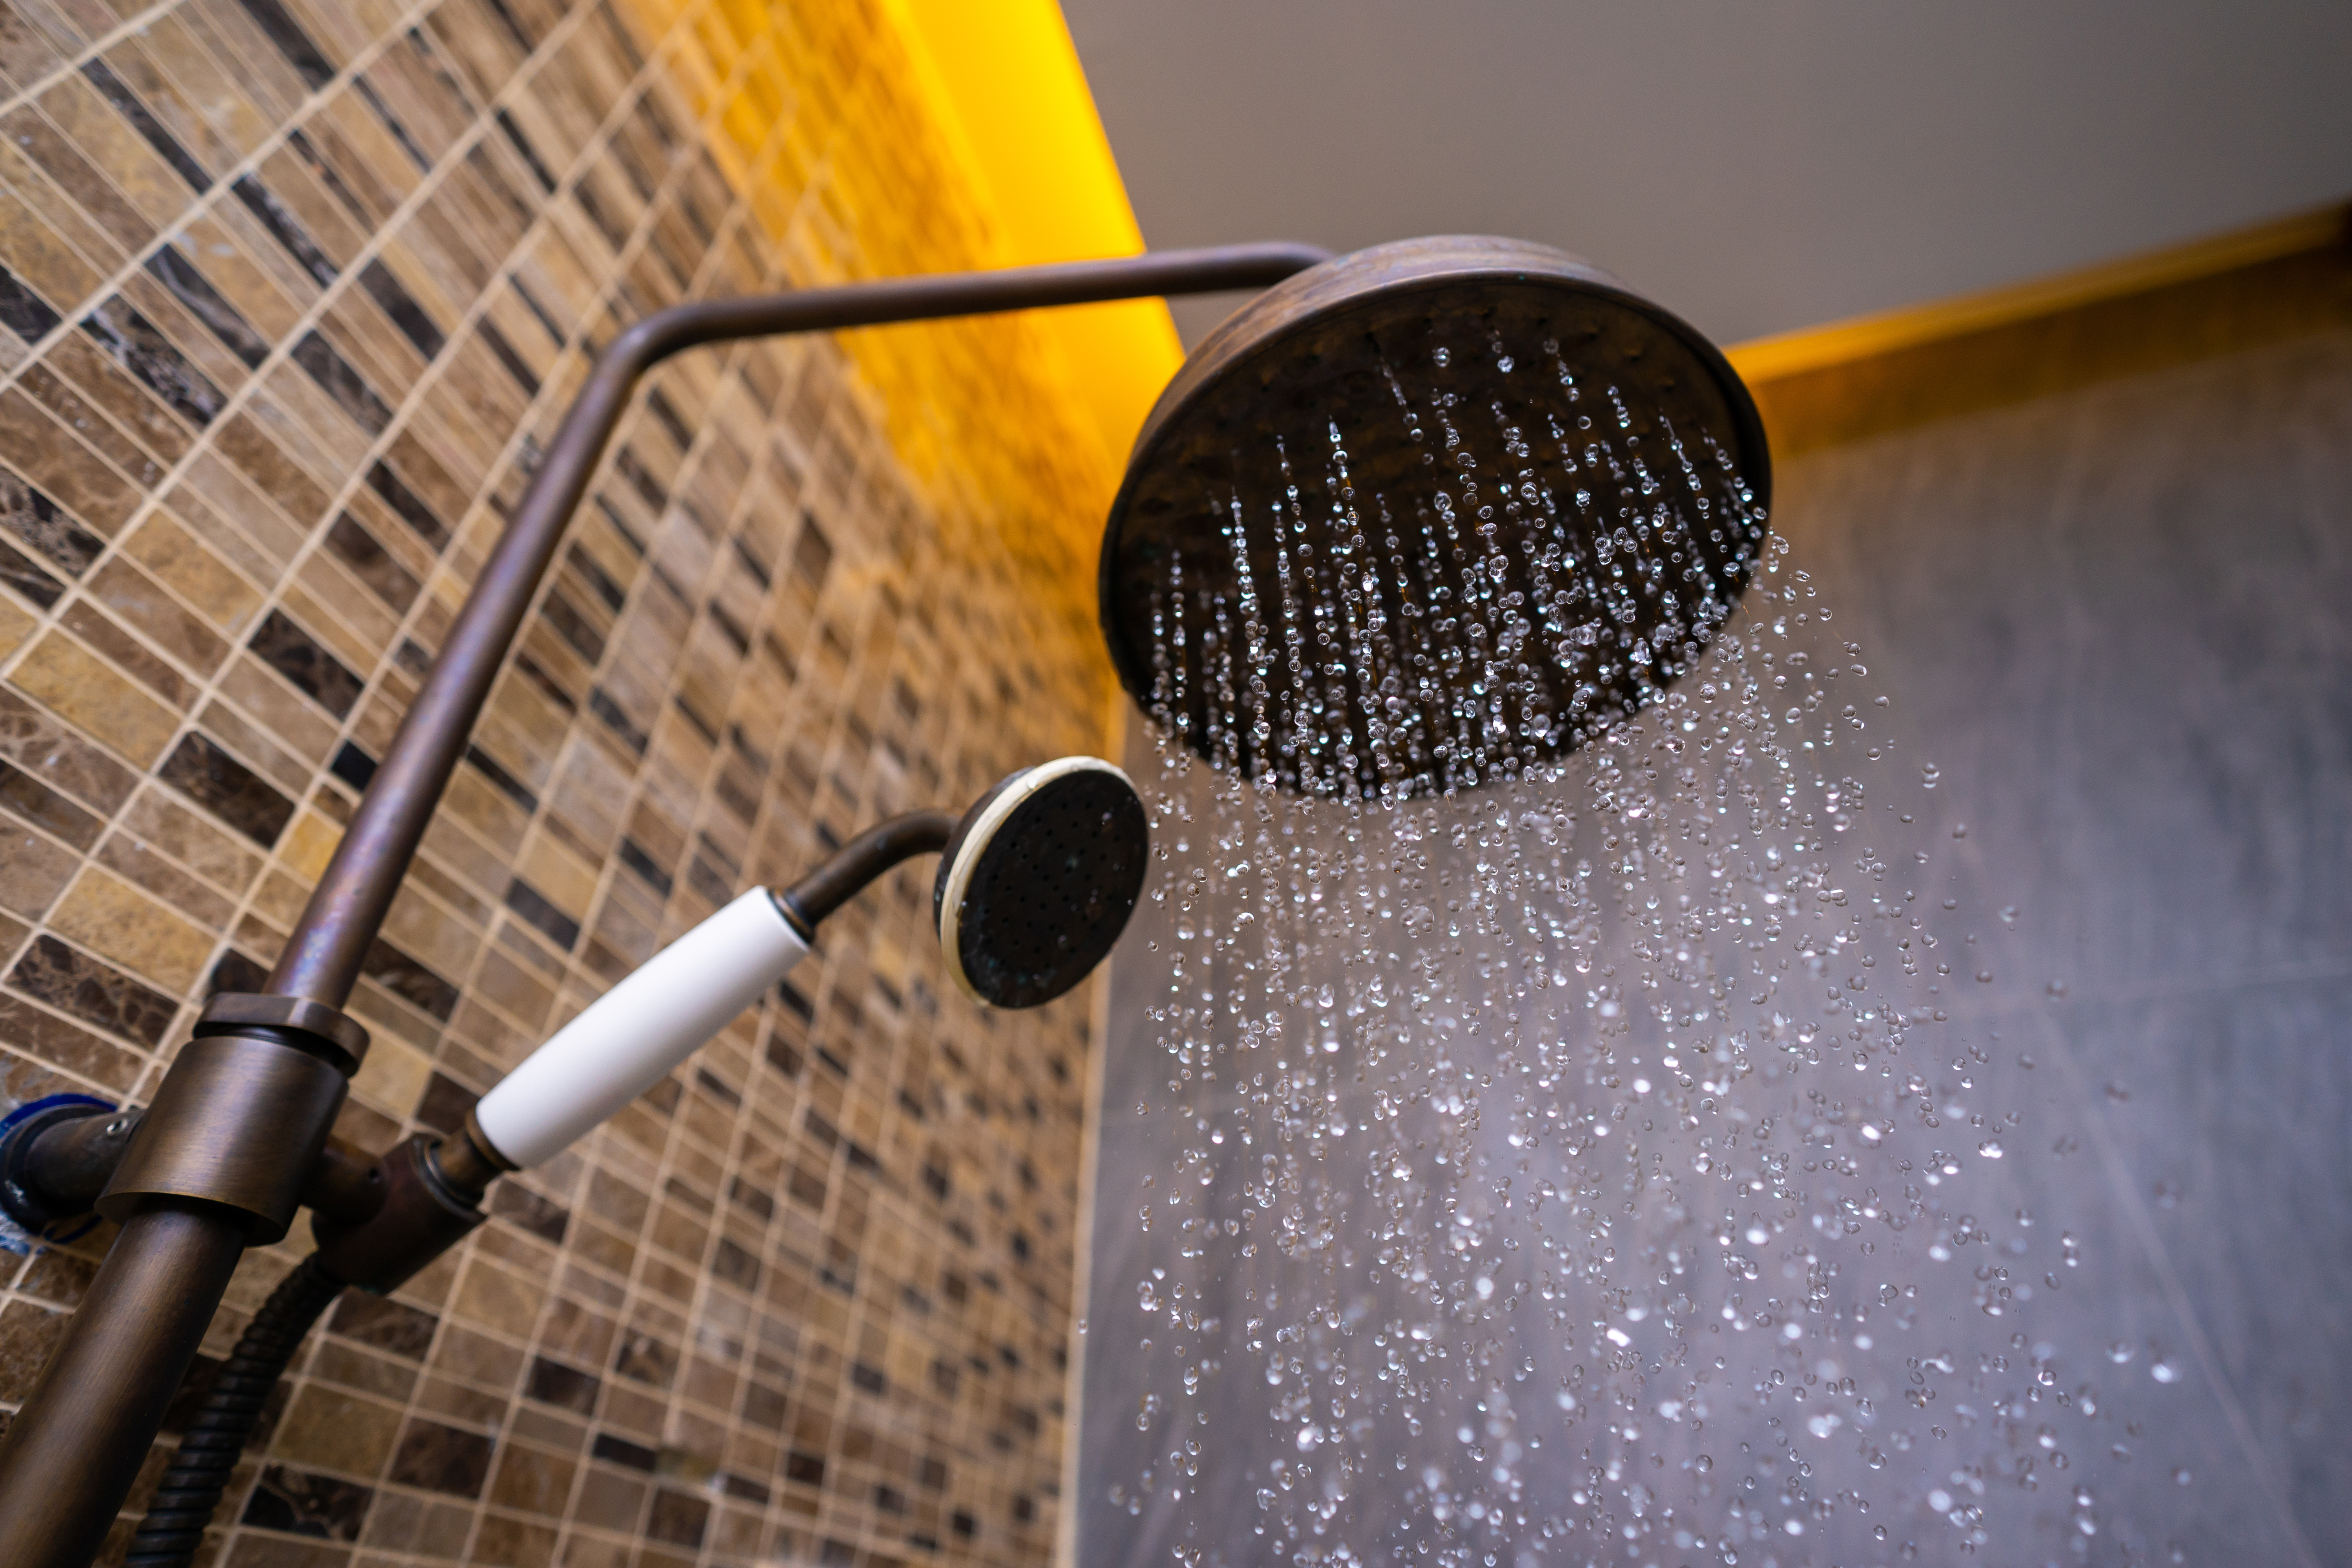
(1729, 200, 2352, 457)
(1729, 200, 2352, 383)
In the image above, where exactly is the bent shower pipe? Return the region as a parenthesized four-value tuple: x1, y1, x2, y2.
(0, 242, 1328, 1568)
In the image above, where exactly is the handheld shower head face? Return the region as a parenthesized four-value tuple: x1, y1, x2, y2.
(1100, 236, 1773, 799)
(934, 758, 1150, 1009)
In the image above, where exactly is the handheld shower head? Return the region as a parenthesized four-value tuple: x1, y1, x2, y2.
(934, 757, 1151, 1009)
(1100, 235, 1772, 799)
(473, 758, 1146, 1170)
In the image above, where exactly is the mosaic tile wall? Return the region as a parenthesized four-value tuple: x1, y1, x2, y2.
(0, 1, 1121, 1564)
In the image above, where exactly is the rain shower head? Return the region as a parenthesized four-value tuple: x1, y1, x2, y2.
(1099, 235, 1773, 799)
(935, 758, 1151, 1009)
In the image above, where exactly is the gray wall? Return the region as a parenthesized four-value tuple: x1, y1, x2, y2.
(1078, 328, 2352, 1564)
(1062, 1, 2352, 346)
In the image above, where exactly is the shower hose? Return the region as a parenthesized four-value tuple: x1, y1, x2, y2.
(123, 1253, 345, 1567)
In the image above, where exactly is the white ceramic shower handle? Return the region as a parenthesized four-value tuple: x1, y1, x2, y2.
(472, 888, 808, 1167)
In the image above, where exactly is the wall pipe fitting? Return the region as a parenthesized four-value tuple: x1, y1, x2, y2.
(0, 1100, 139, 1232)
(0, 242, 1330, 1567)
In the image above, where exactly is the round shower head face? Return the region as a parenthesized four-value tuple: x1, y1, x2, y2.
(1100, 236, 1772, 799)
(933, 758, 1151, 1009)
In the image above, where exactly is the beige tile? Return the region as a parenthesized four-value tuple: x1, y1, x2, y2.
(0, 108, 143, 263)
(270, 1384, 403, 1475)
(0, 182, 103, 320)
(9, 630, 181, 766)
(0, 820, 78, 919)
(46, 864, 215, 992)
(120, 783, 262, 894)
(97, 35, 248, 176)
(350, 1031, 432, 1121)
(216, 652, 339, 762)
(174, 211, 305, 343)
(95, 829, 236, 928)
(0, 596, 34, 662)
(85, 556, 229, 675)
(282, 570, 391, 676)
(121, 510, 264, 635)
(277, 805, 343, 882)
(36, 73, 194, 231)
(134, 11, 281, 160)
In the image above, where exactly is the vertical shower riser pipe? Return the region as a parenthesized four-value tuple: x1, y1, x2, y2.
(0, 242, 1332, 1568)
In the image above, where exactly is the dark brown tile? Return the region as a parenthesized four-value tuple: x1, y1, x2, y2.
(611, 1330, 677, 1391)
(320, 511, 421, 614)
(292, 109, 405, 229)
(240, 1463, 373, 1542)
(144, 240, 272, 368)
(232, 0, 337, 91)
(489, 1181, 569, 1244)
(386, 427, 471, 524)
(0, 756, 102, 848)
(360, 937, 458, 1021)
(645, 1489, 709, 1550)
(156, 729, 294, 846)
(0, 535, 63, 609)
(248, 606, 362, 719)
(0, 459, 106, 575)
(387, 1418, 495, 1498)
(7, 932, 177, 1046)
(289, 327, 390, 435)
(114, 267, 257, 404)
(78, 292, 226, 429)
(230, 168, 340, 288)
(523, 1355, 599, 1414)
(0, 992, 140, 1091)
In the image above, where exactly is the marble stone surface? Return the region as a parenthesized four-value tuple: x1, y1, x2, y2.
(0, 2, 1117, 1563)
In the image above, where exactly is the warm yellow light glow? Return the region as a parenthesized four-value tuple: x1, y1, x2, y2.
(887, 0, 1185, 465)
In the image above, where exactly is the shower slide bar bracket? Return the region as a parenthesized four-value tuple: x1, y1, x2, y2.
(0, 242, 1330, 1568)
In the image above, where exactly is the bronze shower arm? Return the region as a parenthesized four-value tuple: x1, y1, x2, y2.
(0, 241, 1333, 1568)
(270, 240, 1334, 1007)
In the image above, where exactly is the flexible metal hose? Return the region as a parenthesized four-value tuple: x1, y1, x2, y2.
(123, 1254, 345, 1566)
